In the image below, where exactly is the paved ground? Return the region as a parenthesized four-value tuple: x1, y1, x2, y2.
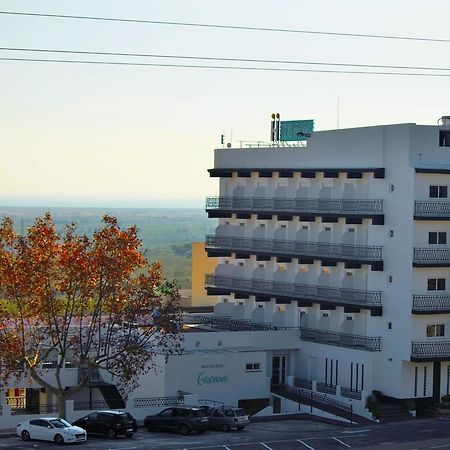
(2, 417, 450, 450)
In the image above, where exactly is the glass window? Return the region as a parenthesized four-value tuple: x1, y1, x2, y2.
(428, 278, 446, 291)
(427, 324, 445, 337)
(160, 409, 172, 417)
(430, 185, 448, 198)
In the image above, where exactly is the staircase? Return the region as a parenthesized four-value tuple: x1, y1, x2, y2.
(98, 384, 126, 409)
(271, 384, 373, 425)
(79, 367, 126, 409)
(372, 403, 413, 422)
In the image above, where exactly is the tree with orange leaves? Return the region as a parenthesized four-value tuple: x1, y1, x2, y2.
(0, 213, 182, 418)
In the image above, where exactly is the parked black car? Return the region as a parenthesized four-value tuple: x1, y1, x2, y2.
(144, 407, 210, 435)
(72, 410, 137, 439)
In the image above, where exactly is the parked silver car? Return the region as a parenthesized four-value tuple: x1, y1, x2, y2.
(205, 407, 250, 432)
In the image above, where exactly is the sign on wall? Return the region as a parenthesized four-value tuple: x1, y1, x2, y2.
(280, 120, 314, 141)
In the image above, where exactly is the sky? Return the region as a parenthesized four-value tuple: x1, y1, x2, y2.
(0, 0, 449, 208)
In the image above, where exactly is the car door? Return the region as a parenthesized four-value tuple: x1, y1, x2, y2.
(28, 420, 42, 439)
(157, 408, 173, 429)
(38, 419, 54, 442)
(211, 408, 224, 428)
(85, 412, 98, 433)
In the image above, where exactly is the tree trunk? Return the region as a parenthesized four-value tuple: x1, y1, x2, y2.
(56, 391, 67, 419)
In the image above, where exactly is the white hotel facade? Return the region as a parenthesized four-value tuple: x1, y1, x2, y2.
(203, 122, 450, 408)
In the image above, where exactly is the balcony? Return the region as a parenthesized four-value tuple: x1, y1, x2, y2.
(411, 341, 450, 361)
(413, 248, 450, 267)
(206, 197, 384, 223)
(415, 201, 450, 220)
(206, 235, 383, 270)
(300, 327, 381, 351)
(412, 294, 450, 314)
(205, 274, 382, 315)
(183, 313, 281, 331)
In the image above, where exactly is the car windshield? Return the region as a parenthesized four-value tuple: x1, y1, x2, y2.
(50, 419, 71, 428)
(234, 409, 245, 417)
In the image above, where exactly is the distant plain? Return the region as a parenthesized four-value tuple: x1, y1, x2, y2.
(0, 207, 216, 288)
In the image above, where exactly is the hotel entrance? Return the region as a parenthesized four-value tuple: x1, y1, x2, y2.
(271, 355, 287, 386)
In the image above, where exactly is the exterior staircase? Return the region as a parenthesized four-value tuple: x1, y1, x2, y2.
(372, 403, 413, 422)
(271, 384, 373, 425)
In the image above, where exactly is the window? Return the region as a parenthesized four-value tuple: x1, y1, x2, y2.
(388, 275, 393, 283)
(427, 324, 445, 337)
(428, 278, 446, 291)
(322, 268, 331, 274)
(240, 223, 245, 227)
(225, 221, 230, 225)
(238, 262, 244, 266)
(430, 185, 448, 198)
(389, 184, 395, 192)
(345, 316, 353, 321)
(322, 313, 329, 318)
(439, 130, 450, 147)
(387, 322, 392, 330)
(324, 226, 332, 231)
(281, 224, 287, 229)
(218, 340, 223, 346)
(258, 264, 265, 268)
(246, 363, 261, 372)
(195, 341, 200, 348)
(346, 271, 353, 277)
(260, 223, 265, 228)
(302, 225, 309, 230)
(389, 230, 394, 238)
(348, 228, 355, 233)
(429, 232, 447, 245)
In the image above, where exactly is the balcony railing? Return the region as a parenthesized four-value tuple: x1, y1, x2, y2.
(415, 201, 450, 218)
(184, 313, 278, 331)
(300, 327, 381, 351)
(206, 274, 382, 311)
(412, 294, 450, 314)
(206, 234, 383, 262)
(206, 197, 383, 215)
(413, 247, 450, 266)
(411, 341, 450, 361)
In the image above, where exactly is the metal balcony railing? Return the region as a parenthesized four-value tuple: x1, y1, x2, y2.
(412, 294, 450, 313)
(206, 234, 383, 262)
(206, 196, 384, 215)
(205, 274, 382, 309)
(413, 248, 450, 266)
(415, 201, 450, 218)
(184, 313, 276, 331)
(300, 327, 381, 351)
(411, 341, 450, 360)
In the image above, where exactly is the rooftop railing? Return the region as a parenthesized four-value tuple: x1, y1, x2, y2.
(206, 234, 383, 262)
(206, 196, 384, 215)
(184, 313, 277, 331)
(415, 201, 450, 218)
(412, 294, 450, 313)
(411, 341, 450, 361)
(413, 248, 450, 266)
(300, 327, 381, 351)
(205, 274, 382, 310)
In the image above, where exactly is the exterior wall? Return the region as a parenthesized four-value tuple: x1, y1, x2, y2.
(209, 122, 450, 403)
(191, 242, 218, 306)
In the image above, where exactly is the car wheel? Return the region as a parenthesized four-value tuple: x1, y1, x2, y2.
(105, 429, 116, 439)
(179, 424, 190, 435)
(125, 432, 133, 438)
(21, 430, 30, 441)
(147, 422, 157, 432)
(54, 434, 64, 446)
(222, 423, 231, 432)
(237, 426, 245, 431)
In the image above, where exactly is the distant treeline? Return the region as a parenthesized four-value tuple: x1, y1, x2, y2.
(0, 207, 217, 289)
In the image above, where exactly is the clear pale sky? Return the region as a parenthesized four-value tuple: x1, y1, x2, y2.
(1, 0, 449, 208)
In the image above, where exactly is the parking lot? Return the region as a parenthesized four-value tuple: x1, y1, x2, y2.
(3, 417, 450, 450)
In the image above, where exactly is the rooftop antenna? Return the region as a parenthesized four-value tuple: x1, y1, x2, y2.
(337, 96, 340, 129)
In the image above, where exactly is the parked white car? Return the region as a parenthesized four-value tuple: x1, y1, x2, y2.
(17, 417, 87, 445)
